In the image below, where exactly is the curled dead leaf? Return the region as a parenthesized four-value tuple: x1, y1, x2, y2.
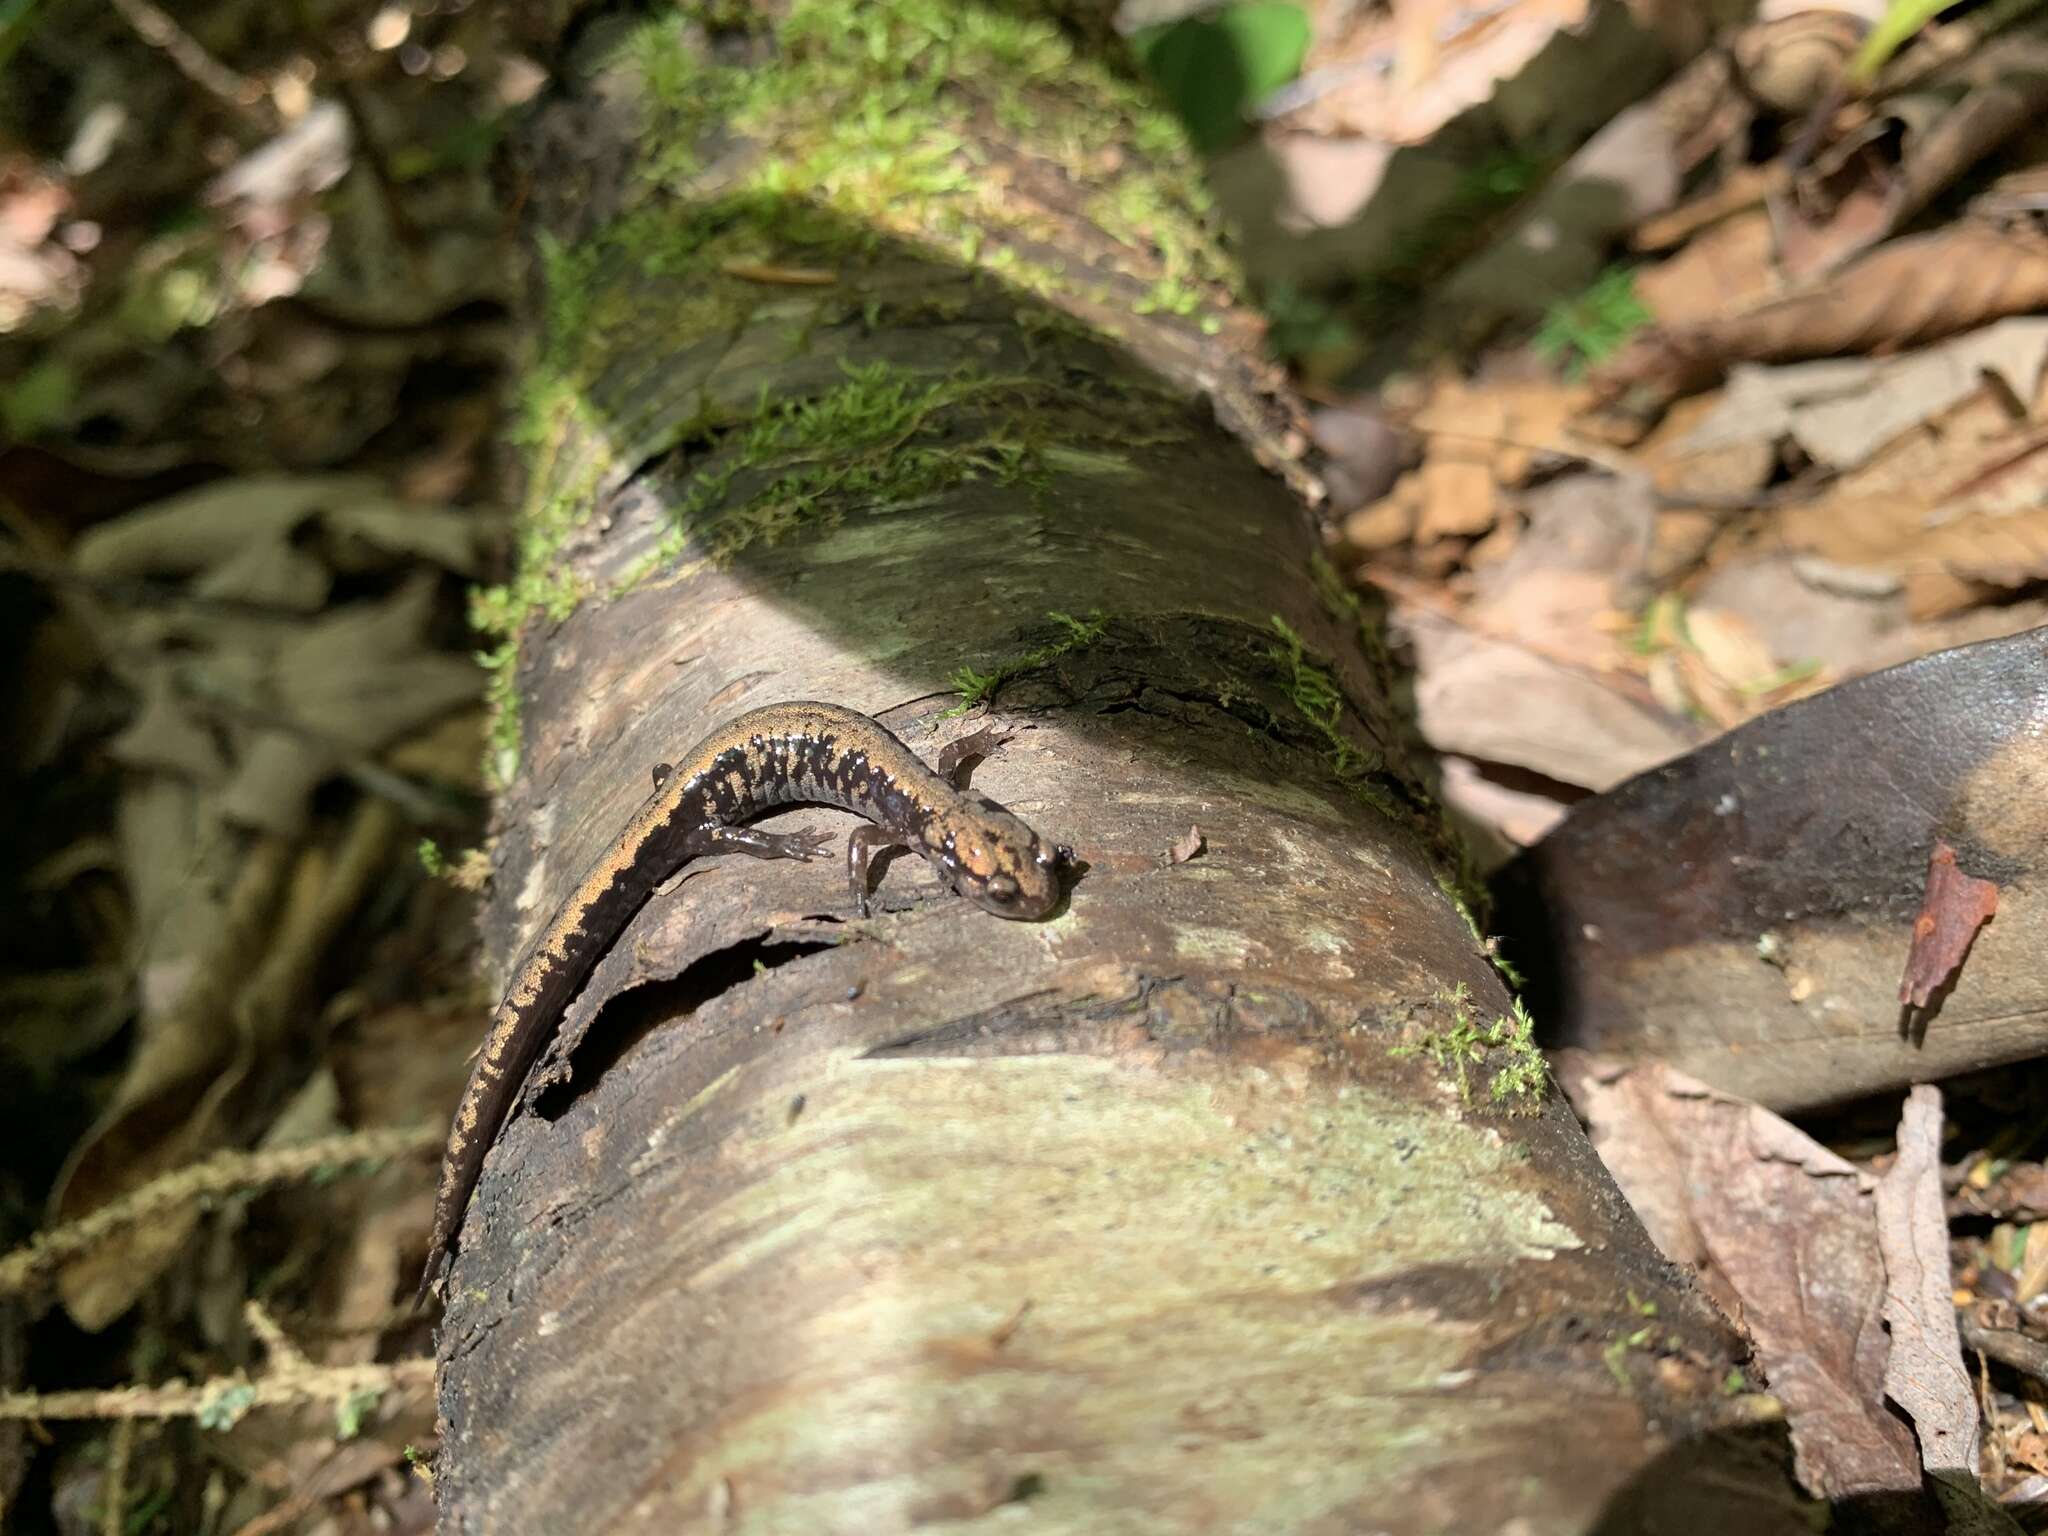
(1898, 841, 1998, 1009)
(1597, 225, 2048, 398)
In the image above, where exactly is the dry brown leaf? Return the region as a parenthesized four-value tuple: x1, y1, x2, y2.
(75, 476, 384, 578)
(1633, 208, 1778, 332)
(1557, 1053, 1920, 1501)
(50, 834, 296, 1330)
(1411, 378, 1589, 484)
(1483, 567, 1627, 661)
(1338, 494, 1416, 554)
(1644, 647, 1689, 716)
(1685, 606, 1779, 693)
(1285, 0, 1601, 143)
(1404, 609, 1695, 790)
(1743, 375, 2048, 618)
(1899, 841, 2000, 1010)
(1635, 391, 1777, 505)
(1687, 555, 1901, 678)
(1646, 509, 1717, 582)
(1673, 645, 1748, 728)
(2010, 1432, 2048, 1476)
(1413, 456, 1496, 542)
(1949, 1161, 2048, 1223)
(1465, 516, 1520, 569)
(0, 155, 83, 325)
(1855, 597, 2048, 676)
(71, 475, 487, 581)
(1778, 495, 2048, 620)
(1776, 30, 2048, 279)
(1876, 1086, 1979, 1477)
(54, 799, 403, 1330)
(1597, 225, 2048, 398)
(1729, 8, 1864, 116)
(220, 575, 481, 835)
(1633, 161, 1784, 252)
(1437, 755, 1568, 850)
(1394, 469, 1695, 794)
(196, 537, 334, 611)
(1690, 317, 2048, 472)
(109, 670, 232, 781)
(2018, 1223, 2048, 1307)
(1166, 825, 1205, 865)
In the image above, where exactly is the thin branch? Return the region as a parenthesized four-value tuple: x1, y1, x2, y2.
(106, 0, 274, 123)
(0, 1125, 441, 1299)
(243, 1300, 308, 1372)
(0, 1358, 433, 1423)
(100, 1418, 136, 1536)
(1961, 1314, 2048, 1385)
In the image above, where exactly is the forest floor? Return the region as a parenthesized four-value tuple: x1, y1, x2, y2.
(2, 0, 2047, 1530)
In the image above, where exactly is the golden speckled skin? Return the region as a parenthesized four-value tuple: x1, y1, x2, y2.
(417, 702, 1063, 1306)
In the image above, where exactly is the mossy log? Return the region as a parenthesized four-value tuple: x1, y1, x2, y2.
(430, 5, 1794, 1532)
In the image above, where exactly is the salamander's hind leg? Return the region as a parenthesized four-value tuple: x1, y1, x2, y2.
(846, 824, 909, 918)
(937, 723, 1014, 788)
(681, 824, 834, 862)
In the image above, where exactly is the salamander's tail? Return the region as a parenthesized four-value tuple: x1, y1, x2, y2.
(412, 1254, 443, 1313)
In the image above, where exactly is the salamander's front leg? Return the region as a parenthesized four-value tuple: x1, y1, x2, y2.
(937, 723, 1014, 787)
(680, 824, 834, 862)
(846, 824, 908, 918)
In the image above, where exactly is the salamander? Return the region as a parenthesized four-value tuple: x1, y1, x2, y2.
(417, 700, 1068, 1306)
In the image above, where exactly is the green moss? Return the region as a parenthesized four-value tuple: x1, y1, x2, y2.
(623, 360, 1046, 582)
(196, 1382, 257, 1432)
(1534, 265, 1651, 377)
(628, 0, 1235, 316)
(470, 375, 616, 784)
(1603, 1323, 1658, 1388)
(1266, 617, 1404, 818)
(336, 1386, 382, 1440)
(1436, 870, 1525, 991)
(945, 610, 1108, 716)
(1391, 985, 1546, 1111)
(479, 0, 1236, 781)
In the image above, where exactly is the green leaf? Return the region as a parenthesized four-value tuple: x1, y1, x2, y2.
(2, 357, 76, 439)
(1132, 3, 1310, 154)
(1533, 266, 1650, 377)
(336, 1386, 381, 1439)
(1848, 0, 1960, 87)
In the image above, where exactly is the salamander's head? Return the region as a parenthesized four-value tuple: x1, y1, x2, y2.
(944, 801, 1069, 920)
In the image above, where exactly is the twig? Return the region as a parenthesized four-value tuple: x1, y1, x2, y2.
(0, 1358, 433, 1423)
(243, 1301, 308, 1372)
(106, 0, 274, 123)
(1960, 1315, 2048, 1385)
(100, 1418, 135, 1536)
(0, 1125, 441, 1299)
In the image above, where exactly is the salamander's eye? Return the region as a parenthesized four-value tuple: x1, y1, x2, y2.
(986, 873, 1020, 901)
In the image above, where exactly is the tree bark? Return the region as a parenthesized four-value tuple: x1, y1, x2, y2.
(430, 5, 1781, 1531)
